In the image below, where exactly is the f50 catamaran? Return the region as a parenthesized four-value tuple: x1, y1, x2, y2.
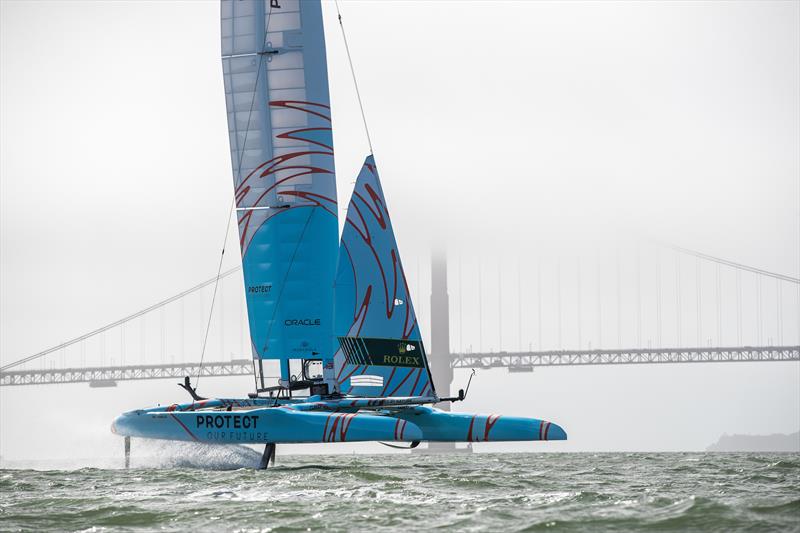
(112, 0, 566, 467)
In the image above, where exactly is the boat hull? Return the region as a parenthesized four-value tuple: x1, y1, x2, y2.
(112, 402, 566, 444)
(396, 406, 567, 442)
(112, 406, 422, 444)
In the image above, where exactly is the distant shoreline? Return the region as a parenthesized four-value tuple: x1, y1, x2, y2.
(706, 432, 800, 452)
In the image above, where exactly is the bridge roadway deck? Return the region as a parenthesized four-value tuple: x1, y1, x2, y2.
(451, 345, 800, 369)
(1, 346, 797, 387)
(0, 361, 254, 387)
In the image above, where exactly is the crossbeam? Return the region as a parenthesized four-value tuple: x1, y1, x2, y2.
(0, 361, 253, 387)
(450, 346, 800, 369)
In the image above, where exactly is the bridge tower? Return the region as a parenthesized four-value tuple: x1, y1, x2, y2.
(417, 246, 463, 453)
(430, 246, 453, 401)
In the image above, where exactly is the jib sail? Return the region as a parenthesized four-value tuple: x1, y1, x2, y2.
(334, 156, 437, 398)
(221, 0, 338, 384)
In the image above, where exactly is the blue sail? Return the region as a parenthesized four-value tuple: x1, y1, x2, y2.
(334, 156, 437, 398)
(221, 0, 337, 383)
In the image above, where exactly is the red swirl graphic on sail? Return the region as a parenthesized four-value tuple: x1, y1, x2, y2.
(235, 100, 337, 253)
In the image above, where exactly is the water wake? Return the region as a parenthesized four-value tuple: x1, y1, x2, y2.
(130, 440, 263, 470)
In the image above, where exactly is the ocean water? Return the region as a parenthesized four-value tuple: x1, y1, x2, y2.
(1, 449, 798, 532)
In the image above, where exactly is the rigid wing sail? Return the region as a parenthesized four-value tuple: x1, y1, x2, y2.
(334, 156, 436, 399)
(112, 0, 566, 468)
(221, 0, 339, 391)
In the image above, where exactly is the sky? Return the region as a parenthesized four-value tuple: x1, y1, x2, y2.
(1, 0, 798, 463)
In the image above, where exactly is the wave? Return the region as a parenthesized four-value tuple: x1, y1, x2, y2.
(2, 452, 798, 531)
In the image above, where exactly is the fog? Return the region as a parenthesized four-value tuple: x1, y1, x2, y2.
(1, 0, 798, 463)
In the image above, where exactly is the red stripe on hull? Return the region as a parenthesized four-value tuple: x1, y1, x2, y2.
(483, 415, 500, 442)
(466, 415, 477, 442)
(170, 414, 199, 442)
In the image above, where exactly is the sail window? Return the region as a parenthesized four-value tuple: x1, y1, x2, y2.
(268, 69, 305, 91)
(266, 12, 301, 32)
(269, 88, 307, 103)
(267, 51, 304, 70)
(271, 107, 309, 128)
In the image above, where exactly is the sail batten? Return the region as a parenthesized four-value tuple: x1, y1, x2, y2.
(222, 0, 338, 383)
(334, 157, 437, 398)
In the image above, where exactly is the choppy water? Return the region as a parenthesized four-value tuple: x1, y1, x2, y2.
(1, 449, 798, 532)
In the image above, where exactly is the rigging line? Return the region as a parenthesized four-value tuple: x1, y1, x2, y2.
(334, 0, 374, 155)
(196, 1, 276, 386)
(195, 198, 236, 388)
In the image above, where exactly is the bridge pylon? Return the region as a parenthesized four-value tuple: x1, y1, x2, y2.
(419, 245, 466, 454)
(430, 246, 453, 401)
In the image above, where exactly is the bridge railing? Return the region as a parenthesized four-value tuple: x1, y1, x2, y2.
(0, 360, 254, 387)
(450, 345, 800, 369)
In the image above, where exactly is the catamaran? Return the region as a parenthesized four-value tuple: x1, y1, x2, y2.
(112, 0, 566, 468)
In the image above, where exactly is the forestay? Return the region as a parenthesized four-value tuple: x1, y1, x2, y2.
(334, 156, 437, 398)
(221, 0, 338, 383)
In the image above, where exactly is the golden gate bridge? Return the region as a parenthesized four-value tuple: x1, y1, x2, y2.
(2, 242, 798, 392)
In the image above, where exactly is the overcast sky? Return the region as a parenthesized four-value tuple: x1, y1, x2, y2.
(1, 0, 798, 463)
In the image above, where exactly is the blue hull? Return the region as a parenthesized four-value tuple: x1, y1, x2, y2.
(112, 399, 566, 444)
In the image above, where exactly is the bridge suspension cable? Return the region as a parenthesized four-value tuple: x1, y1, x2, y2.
(663, 243, 799, 284)
(0, 266, 243, 372)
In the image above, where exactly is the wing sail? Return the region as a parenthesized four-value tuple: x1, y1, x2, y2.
(334, 156, 437, 398)
(221, 0, 338, 380)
